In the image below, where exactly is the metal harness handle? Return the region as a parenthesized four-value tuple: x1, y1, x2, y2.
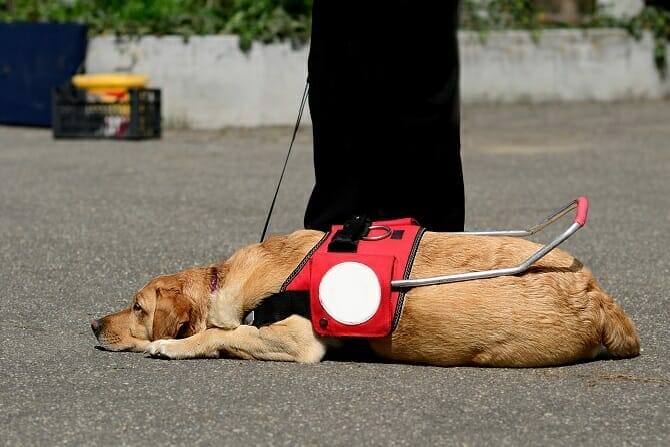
(391, 197, 589, 289)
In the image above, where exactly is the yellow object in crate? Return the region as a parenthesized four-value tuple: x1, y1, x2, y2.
(72, 73, 149, 103)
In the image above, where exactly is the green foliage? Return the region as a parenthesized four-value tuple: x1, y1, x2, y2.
(224, 0, 311, 51)
(620, 7, 669, 76)
(0, 0, 667, 72)
(460, 0, 545, 43)
(461, 0, 542, 31)
(0, 0, 311, 48)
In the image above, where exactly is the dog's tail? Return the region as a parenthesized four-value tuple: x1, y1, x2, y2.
(598, 292, 640, 358)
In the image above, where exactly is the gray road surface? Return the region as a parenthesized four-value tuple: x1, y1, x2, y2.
(1, 101, 668, 446)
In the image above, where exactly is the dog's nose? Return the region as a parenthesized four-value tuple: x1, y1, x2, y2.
(91, 319, 102, 335)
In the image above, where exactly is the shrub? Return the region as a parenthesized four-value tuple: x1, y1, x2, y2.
(0, 0, 667, 71)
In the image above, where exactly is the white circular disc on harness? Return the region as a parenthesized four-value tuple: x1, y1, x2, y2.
(318, 261, 381, 325)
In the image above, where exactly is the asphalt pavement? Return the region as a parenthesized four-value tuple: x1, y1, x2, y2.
(1, 101, 668, 445)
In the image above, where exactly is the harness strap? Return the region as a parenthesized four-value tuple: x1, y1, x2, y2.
(248, 291, 310, 328)
(327, 215, 371, 252)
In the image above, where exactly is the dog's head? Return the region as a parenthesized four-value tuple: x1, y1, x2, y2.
(91, 230, 325, 352)
(91, 268, 211, 352)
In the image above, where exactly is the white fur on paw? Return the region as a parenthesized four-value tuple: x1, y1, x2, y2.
(146, 339, 181, 359)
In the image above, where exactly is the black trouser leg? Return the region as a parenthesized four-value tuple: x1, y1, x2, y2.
(304, 1, 464, 232)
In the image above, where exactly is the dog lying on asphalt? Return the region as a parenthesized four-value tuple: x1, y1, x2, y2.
(91, 230, 640, 366)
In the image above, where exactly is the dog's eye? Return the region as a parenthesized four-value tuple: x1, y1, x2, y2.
(176, 322, 189, 338)
(133, 302, 142, 312)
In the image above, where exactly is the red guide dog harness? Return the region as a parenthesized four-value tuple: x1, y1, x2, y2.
(265, 218, 425, 338)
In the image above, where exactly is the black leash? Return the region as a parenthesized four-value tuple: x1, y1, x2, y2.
(259, 79, 309, 243)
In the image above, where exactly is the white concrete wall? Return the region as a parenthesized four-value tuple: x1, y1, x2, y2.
(87, 30, 669, 129)
(460, 29, 669, 103)
(87, 35, 309, 128)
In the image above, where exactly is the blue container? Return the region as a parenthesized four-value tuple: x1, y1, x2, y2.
(0, 22, 87, 126)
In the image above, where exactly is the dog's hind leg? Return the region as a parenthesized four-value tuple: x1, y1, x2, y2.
(146, 315, 327, 363)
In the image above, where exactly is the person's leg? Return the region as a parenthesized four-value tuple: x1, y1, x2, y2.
(305, 1, 464, 232)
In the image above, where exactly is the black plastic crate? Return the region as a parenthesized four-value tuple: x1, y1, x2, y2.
(52, 86, 161, 139)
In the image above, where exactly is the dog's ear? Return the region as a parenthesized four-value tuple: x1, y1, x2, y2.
(152, 287, 191, 340)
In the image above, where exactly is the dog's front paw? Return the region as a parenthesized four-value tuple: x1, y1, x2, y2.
(146, 339, 185, 360)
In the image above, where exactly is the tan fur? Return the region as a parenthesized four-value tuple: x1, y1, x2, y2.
(94, 230, 640, 367)
(93, 268, 210, 352)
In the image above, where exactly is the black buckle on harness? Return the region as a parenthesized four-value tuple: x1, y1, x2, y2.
(327, 215, 371, 252)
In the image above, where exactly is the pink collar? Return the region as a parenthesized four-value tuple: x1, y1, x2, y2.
(209, 267, 219, 293)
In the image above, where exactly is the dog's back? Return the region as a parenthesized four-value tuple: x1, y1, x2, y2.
(369, 232, 640, 367)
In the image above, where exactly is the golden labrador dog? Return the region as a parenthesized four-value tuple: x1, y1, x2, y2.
(91, 230, 640, 366)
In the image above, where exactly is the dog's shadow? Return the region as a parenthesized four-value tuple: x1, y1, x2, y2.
(324, 343, 622, 368)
